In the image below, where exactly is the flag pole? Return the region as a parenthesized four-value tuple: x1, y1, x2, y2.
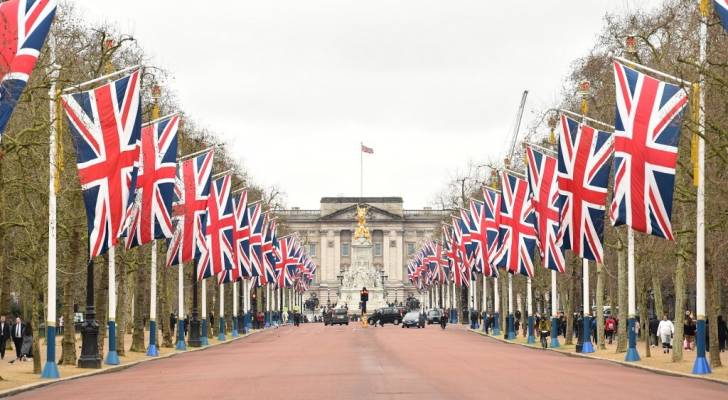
(201, 279, 209, 345)
(218, 283, 226, 340)
(175, 262, 186, 350)
(146, 88, 162, 356)
(578, 81, 595, 354)
(360, 142, 363, 202)
(42, 33, 61, 379)
(692, 0, 710, 375)
(105, 246, 120, 365)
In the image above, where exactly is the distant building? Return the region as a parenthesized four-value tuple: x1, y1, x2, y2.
(278, 197, 448, 307)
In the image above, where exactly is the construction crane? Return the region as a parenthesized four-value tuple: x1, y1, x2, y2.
(506, 90, 529, 162)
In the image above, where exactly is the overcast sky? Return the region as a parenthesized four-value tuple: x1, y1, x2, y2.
(77, 0, 664, 209)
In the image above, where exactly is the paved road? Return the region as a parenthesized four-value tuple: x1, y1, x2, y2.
(12, 324, 727, 400)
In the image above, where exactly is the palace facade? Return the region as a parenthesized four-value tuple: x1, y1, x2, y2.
(277, 197, 448, 307)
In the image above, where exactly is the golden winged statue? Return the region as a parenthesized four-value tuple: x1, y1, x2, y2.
(353, 205, 371, 241)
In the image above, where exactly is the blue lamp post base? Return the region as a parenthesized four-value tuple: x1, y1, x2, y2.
(200, 319, 209, 346)
(550, 317, 561, 348)
(175, 320, 186, 350)
(218, 318, 226, 341)
(692, 319, 711, 374)
(493, 312, 501, 336)
(506, 314, 516, 340)
(264, 311, 271, 328)
(526, 316, 535, 344)
(146, 320, 159, 356)
(105, 321, 120, 365)
(232, 317, 239, 337)
(624, 317, 639, 361)
(41, 326, 60, 379)
(581, 316, 595, 353)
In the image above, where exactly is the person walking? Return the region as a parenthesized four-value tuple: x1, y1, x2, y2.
(169, 313, 177, 338)
(539, 315, 551, 349)
(656, 314, 675, 354)
(605, 315, 616, 345)
(718, 316, 727, 352)
(11, 317, 25, 362)
(0, 316, 10, 360)
(20, 321, 32, 361)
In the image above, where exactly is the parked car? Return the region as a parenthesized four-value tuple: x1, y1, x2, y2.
(426, 309, 443, 324)
(402, 311, 424, 328)
(368, 307, 402, 326)
(330, 309, 349, 326)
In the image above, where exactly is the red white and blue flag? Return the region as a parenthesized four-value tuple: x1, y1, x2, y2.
(276, 236, 299, 288)
(491, 172, 537, 277)
(232, 192, 252, 278)
(610, 62, 688, 240)
(526, 147, 566, 273)
(442, 225, 455, 283)
(165, 151, 213, 267)
(195, 175, 235, 280)
(262, 219, 279, 285)
(0, 0, 57, 138)
(716, 1, 728, 32)
(63, 70, 142, 259)
(469, 195, 500, 278)
(451, 216, 471, 287)
(557, 115, 612, 263)
(248, 204, 266, 284)
(125, 115, 179, 248)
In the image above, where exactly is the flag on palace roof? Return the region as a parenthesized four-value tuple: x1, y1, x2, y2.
(125, 115, 179, 249)
(491, 172, 537, 277)
(0, 0, 57, 139)
(556, 115, 612, 263)
(610, 61, 688, 241)
(526, 147, 565, 273)
(63, 69, 142, 258)
(166, 151, 213, 267)
(195, 175, 235, 281)
(716, 1, 728, 33)
(361, 144, 374, 154)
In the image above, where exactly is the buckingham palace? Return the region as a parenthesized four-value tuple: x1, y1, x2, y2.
(277, 197, 448, 307)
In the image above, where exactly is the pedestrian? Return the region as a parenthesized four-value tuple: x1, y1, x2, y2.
(257, 311, 264, 329)
(539, 315, 550, 349)
(0, 316, 9, 360)
(11, 316, 24, 362)
(684, 316, 696, 351)
(605, 315, 616, 345)
(656, 314, 674, 354)
(58, 315, 64, 336)
(169, 313, 177, 338)
(209, 312, 215, 334)
(649, 315, 659, 347)
(20, 321, 32, 361)
(184, 315, 189, 337)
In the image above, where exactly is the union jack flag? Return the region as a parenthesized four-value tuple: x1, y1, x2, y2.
(275, 235, 299, 288)
(125, 115, 178, 248)
(451, 216, 471, 287)
(442, 225, 455, 283)
(247, 204, 266, 284)
(262, 219, 279, 285)
(460, 207, 481, 274)
(232, 192, 251, 278)
(716, 1, 728, 32)
(491, 172, 537, 277)
(63, 70, 142, 258)
(611, 62, 688, 240)
(0, 0, 56, 138)
(165, 151, 213, 267)
(469, 196, 500, 278)
(526, 147, 566, 272)
(195, 175, 235, 281)
(482, 187, 502, 271)
(556, 115, 612, 263)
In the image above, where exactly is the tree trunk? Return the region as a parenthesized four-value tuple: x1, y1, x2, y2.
(32, 285, 41, 374)
(708, 258, 722, 368)
(639, 272, 650, 358)
(160, 263, 173, 348)
(115, 250, 128, 357)
(129, 246, 147, 352)
(59, 227, 80, 365)
(616, 237, 628, 353)
(96, 255, 108, 355)
(671, 252, 686, 362)
(596, 262, 605, 350)
(651, 262, 664, 320)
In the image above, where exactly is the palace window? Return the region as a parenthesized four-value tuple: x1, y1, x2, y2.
(341, 242, 350, 257)
(374, 242, 382, 257)
(308, 243, 316, 257)
(407, 242, 415, 256)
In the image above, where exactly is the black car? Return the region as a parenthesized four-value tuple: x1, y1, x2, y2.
(426, 309, 443, 324)
(367, 307, 402, 326)
(330, 309, 349, 326)
(402, 311, 426, 328)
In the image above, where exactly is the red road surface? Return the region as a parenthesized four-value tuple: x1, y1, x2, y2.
(12, 324, 727, 399)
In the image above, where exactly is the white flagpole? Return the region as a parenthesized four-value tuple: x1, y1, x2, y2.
(232, 281, 239, 336)
(550, 270, 560, 347)
(692, 1, 709, 374)
(105, 247, 119, 364)
(201, 279, 208, 345)
(146, 243, 159, 356)
(175, 264, 185, 350)
(493, 277, 500, 335)
(218, 283, 225, 340)
(42, 39, 61, 377)
(526, 277, 534, 343)
(507, 274, 514, 339)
